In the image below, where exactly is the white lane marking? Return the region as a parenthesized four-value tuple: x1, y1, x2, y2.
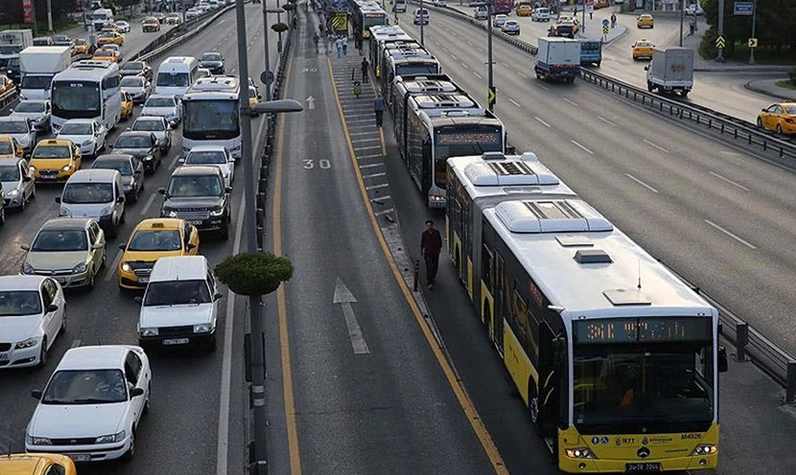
(571, 140, 594, 155)
(709, 171, 750, 191)
(719, 150, 742, 156)
(597, 115, 615, 127)
(643, 139, 670, 154)
(140, 192, 157, 216)
(501, 62, 512, 68)
(434, 41, 440, 46)
(352, 137, 382, 143)
(333, 278, 369, 355)
(704, 219, 757, 250)
(349, 131, 380, 136)
(345, 113, 375, 118)
(461, 62, 469, 69)
(357, 154, 382, 160)
(450, 54, 458, 60)
(534, 116, 551, 128)
(354, 145, 382, 152)
(371, 195, 390, 202)
(625, 173, 660, 193)
(562, 97, 578, 107)
(366, 183, 389, 190)
(374, 207, 394, 216)
(70, 339, 81, 348)
(216, 174, 247, 475)
(517, 72, 529, 79)
(362, 172, 386, 179)
(536, 83, 548, 90)
(473, 71, 482, 79)
(442, 47, 449, 53)
(359, 163, 383, 169)
(508, 98, 522, 108)
(105, 250, 123, 282)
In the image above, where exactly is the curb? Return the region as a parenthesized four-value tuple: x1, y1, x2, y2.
(578, 26, 628, 46)
(694, 66, 793, 73)
(743, 80, 796, 102)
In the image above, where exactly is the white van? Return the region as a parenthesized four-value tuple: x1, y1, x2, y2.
(56, 169, 126, 237)
(394, 0, 407, 13)
(155, 56, 200, 98)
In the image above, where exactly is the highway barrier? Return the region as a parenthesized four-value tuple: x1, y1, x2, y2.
(409, 0, 796, 401)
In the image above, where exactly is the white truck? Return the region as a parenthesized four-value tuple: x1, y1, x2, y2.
(645, 47, 694, 97)
(92, 8, 114, 30)
(19, 46, 72, 101)
(534, 37, 580, 83)
(0, 29, 34, 64)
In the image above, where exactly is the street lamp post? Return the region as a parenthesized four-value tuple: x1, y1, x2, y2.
(262, 8, 285, 101)
(748, 0, 757, 65)
(486, 0, 494, 112)
(679, 0, 684, 46)
(420, 0, 425, 45)
(46, 0, 53, 33)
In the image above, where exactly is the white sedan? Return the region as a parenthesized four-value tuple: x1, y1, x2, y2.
(131, 116, 172, 153)
(114, 20, 132, 33)
(180, 145, 235, 187)
(26, 345, 152, 462)
(141, 94, 182, 126)
(56, 119, 107, 157)
(0, 275, 66, 369)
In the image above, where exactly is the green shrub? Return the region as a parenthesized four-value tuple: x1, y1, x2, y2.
(215, 252, 293, 296)
(699, 26, 718, 60)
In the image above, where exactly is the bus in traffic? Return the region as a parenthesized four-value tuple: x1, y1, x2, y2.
(381, 48, 441, 96)
(350, 0, 388, 38)
(50, 60, 121, 134)
(181, 76, 242, 158)
(474, 197, 727, 472)
(493, 0, 513, 14)
(390, 73, 459, 111)
(366, 25, 413, 79)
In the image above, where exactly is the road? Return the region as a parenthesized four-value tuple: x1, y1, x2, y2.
(0, 4, 280, 474)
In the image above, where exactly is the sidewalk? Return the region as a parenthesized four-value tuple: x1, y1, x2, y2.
(570, 6, 627, 44)
(745, 78, 796, 102)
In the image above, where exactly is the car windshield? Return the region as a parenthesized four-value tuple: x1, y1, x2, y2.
(0, 164, 20, 181)
(0, 290, 42, 316)
(121, 76, 144, 87)
(61, 182, 114, 204)
(144, 279, 211, 306)
(94, 50, 113, 57)
(15, 102, 46, 113)
(115, 135, 151, 148)
(31, 229, 88, 251)
(123, 62, 143, 72)
(133, 119, 164, 132)
(59, 122, 92, 135)
(156, 73, 189, 87)
(167, 174, 223, 197)
(93, 159, 132, 175)
(32, 145, 69, 159)
(201, 53, 221, 62)
(145, 97, 174, 107)
(128, 229, 182, 251)
(186, 151, 226, 165)
(42, 369, 128, 405)
(784, 106, 796, 114)
(0, 121, 28, 134)
(0, 143, 12, 155)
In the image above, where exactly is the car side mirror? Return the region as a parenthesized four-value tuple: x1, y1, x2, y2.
(130, 387, 145, 397)
(118, 242, 127, 250)
(134, 296, 143, 304)
(257, 94, 262, 100)
(21, 244, 30, 251)
(157, 187, 166, 195)
(117, 195, 125, 203)
(186, 242, 196, 250)
(761, 108, 766, 112)
(643, 66, 649, 71)
(718, 346, 728, 373)
(31, 389, 42, 400)
(47, 303, 59, 313)
(92, 243, 104, 250)
(225, 186, 232, 193)
(54, 196, 61, 203)
(23, 175, 32, 182)
(214, 292, 223, 300)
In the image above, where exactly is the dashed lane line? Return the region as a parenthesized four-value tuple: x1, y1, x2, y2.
(571, 140, 594, 155)
(704, 219, 757, 250)
(625, 173, 660, 194)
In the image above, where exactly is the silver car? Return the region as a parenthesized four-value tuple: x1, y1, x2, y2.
(180, 145, 235, 187)
(120, 74, 151, 103)
(10, 100, 51, 133)
(0, 157, 35, 210)
(131, 116, 172, 153)
(141, 94, 181, 125)
(56, 119, 107, 157)
(0, 117, 36, 153)
(501, 20, 520, 35)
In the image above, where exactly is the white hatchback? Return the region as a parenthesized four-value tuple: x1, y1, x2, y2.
(56, 119, 108, 157)
(26, 345, 152, 462)
(0, 275, 66, 369)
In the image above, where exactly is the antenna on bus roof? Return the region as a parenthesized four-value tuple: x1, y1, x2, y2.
(637, 259, 642, 289)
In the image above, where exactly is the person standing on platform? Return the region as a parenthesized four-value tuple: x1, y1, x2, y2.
(420, 220, 442, 290)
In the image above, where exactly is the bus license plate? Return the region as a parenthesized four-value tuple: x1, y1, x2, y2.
(626, 463, 662, 472)
(162, 338, 189, 346)
(69, 454, 91, 462)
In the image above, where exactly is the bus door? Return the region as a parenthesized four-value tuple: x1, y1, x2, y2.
(539, 322, 563, 439)
(493, 254, 505, 354)
(421, 138, 432, 195)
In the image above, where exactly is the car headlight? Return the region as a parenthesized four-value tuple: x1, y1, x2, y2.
(22, 262, 35, 274)
(95, 430, 126, 444)
(7, 189, 18, 196)
(101, 206, 113, 216)
(61, 164, 72, 172)
(15, 336, 40, 349)
(209, 207, 225, 217)
(140, 327, 158, 337)
(73, 262, 87, 274)
(29, 165, 36, 172)
(564, 447, 594, 459)
(82, 139, 93, 146)
(193, 323, 212, 333)
(121, 262, 131, 272)
(26, 434, 52, 446)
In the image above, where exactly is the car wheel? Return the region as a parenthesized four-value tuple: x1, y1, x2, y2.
(207, 334, 217, 352)
(101, 249, 107, 268)
(20, 194, 26, 211)
(0, 207, 5, 225)
(777, 124, 783, 134)
(220, 223, 230, 241)
(38, 338, 48, 367)
(757, 117, 764, 128)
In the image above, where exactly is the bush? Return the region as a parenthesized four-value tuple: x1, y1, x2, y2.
(215, 252, 293, 296)
(699, 26, 718, 60)
(272, 22, 289, 32)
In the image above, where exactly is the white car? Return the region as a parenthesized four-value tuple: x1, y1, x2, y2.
(26, 345, 151, 462)
(186, 8, 200, 20)
(532, 7, 551, 21)
(492, 14, 508, 28)
(56, 119, 107, 157)
(685, 3, 704, 15)
(180, 145, 235, 187)
(0, 275, 66, 369)
(10, 100, 51, 133)
(0, 116, 36, 153)
(502, 20, 520, 35)
(474, 5, 488, 20)
(141, 94, 182, 125)
(114, 20, 131, 33)
(131, 116, 172, 153)
(120, 75, 151, 103)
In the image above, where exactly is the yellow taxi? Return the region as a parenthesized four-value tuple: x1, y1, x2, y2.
(636, 14, 654, 28)
(142, 17, 161, 32)
(0, 453, 77, 475)
(118, 218, 200, 290)
(97, 31, 125, 46)
(757, 103, 796, 134)
(101, 24, 122, 34)
(121, 90, 134, 120)
(0, 135, 23, 159)
(631, 39, 655, 60)
(92, 48, 119, 62)
(594, 0, 609, 9)
(74, 38, 90, 55)
(29, 139, 81, 182)
(516, 4, 533, 16)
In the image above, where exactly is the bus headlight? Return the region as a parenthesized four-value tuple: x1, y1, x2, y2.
(564, 448, 594, 459)
(692, 444, 717, 455)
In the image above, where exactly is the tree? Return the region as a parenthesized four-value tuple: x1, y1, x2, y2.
(214, 252, 293, 297)
(701, 0, 796, 59)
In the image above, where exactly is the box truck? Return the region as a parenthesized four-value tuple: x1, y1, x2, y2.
(534, 37, 580, 83)
(0, 29, 34, 78)
(645, 47, 694, 96)
(19, 46, 72, 100)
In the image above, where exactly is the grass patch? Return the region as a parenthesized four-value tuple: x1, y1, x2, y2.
(775, 80, 796, 91)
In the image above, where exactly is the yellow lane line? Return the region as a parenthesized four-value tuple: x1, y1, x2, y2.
(326, 58, 509, 475)
(272, 56, 303, 475)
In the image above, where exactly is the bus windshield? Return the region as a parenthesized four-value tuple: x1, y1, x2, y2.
(395, 62, 440, 77)
(183, 99, 240, 140)
(434, 125, 503, 188)
(52, 80, 101, 119)
(157, 72, 190, 88)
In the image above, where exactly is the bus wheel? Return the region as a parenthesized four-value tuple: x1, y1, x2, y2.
(528, 380, 542, 430)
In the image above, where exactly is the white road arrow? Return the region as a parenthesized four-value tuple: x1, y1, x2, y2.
(333, 277, 369, 355)
(306, 95, 316, 110)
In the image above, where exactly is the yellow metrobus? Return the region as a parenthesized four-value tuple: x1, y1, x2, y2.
(350, 0, 388, 38)
(476, 195, 728, 472)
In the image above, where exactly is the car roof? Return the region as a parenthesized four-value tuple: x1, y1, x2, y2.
(0, 157, 22, 166)
(172, 165, 223, 176)
(63, 118, 95, 125)
(135, 115, 164, 121)
(40, 217, 92, 231)
(146, 94, 176, 101)
(66, 168, 120, 182)
(0, 453, 73, 474)
(95, 153, 134, 162)
(36, 139, 72, 147)
(0, 274, 47, 291)
(188, 145, 227, 153)
(135, 217, 185, 231)
(0, 116, 27, 122)
(150, 255, 208, 282)
(118, 131, 154, 138)
(58, 345, 132, 371)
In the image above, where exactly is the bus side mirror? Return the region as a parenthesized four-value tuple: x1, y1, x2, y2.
(718, 346, 728, 373)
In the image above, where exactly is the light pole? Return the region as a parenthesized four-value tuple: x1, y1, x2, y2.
(486, 0, 494, 112)
(679, 0, 684, 46)
(748, 0, 757, 64)
(263, 8, 284, 101)
(46, 0, 53, 33)
(419, 0, 425, 45)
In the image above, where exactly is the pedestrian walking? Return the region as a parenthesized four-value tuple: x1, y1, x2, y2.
(361, 57, 369, 83)
(373, 93, 386, 127)
(313, 32, 320, 53)
(335, 36, 343, 58)
(688, 19, 695, 36)
(589, 10, 592, 19)
(342, 36, 348, 55)
(610, 13, 616, 28)
(420, 220, 442, 290)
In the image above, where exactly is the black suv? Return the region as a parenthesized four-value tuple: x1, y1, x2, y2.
(199, 52, 225, 75)
(158, 166, 231, 239)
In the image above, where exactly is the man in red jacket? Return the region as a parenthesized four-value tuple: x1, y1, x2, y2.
(421, 220, 443, 290)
